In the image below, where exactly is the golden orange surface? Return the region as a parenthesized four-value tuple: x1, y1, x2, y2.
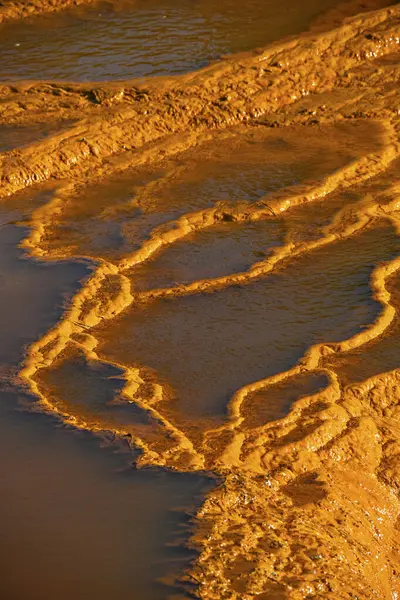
(1, 0, 400, 597)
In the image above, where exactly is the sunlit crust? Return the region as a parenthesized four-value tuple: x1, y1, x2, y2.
(1, 2, 400, 597)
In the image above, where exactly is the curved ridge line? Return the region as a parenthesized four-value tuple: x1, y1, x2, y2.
(124, 129, 398, 301)
(16, 122, 400, 472)
(1, 7, 400, 199)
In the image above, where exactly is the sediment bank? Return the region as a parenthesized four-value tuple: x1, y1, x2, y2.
(1, 1, 400, 598)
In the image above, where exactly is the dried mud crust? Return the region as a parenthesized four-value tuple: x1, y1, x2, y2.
(2, 2, 400, 599)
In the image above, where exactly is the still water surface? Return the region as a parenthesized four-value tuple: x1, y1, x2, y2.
(0, 219, 212, 600)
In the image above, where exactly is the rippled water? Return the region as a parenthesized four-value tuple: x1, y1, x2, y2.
(0, 0, 342, 81)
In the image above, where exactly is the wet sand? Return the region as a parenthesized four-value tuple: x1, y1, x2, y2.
(1, 0, 400, 598)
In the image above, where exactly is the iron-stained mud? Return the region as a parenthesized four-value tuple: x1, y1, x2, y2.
(1, 0, 400, 598)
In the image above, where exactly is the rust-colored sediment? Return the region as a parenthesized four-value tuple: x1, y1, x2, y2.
(2, 1, 400, 598)
(0, 0, 99, 23)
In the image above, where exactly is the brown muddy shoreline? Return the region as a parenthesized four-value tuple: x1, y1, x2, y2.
(0, 0, 98, 23)
(1, 3, 400, 199)
(1, 1, 400, 599)
(0, 0, 394, 26)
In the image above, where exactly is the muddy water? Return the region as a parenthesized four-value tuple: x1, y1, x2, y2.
(131, 219, 284, 290)
(44, 120, 385, 261)
(1, 0, 400, 598)
(0, 223, 90, 365)
(240, 371, 330, 428)
(96, 224, 399, 423)
(325, 293, 400, 385)
(0, 0, 343, 81)
(0, 217, 213, 600)
(0, 395, 213, 600)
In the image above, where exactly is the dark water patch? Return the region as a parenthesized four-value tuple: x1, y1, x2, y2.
(326, 319, 400, 386)
(323, 269, 400, 384)
(0, 0, 342, 82)
(38, 347, 156, 432)
(0, 222, 90, 366)
(0, 391, 213, 600)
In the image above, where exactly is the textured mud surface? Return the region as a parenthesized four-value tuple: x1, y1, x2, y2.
(2, 0, 400, 598)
